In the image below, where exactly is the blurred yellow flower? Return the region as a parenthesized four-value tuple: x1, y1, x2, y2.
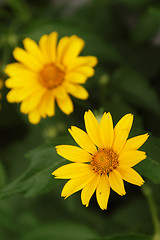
(52, 110, 149, 210)
(5, 32, 97, 124)
(0, 79, 3, 110)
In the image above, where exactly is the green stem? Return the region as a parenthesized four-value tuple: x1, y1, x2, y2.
(142, 184, 160, 240)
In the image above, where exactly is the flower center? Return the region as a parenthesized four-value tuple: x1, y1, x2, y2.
(39, 64, 64, 89)
(91, 149, 119, 175)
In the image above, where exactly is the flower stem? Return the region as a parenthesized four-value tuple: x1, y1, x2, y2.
(142, 184, 160, 240)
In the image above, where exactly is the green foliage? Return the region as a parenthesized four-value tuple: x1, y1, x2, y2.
(1, 0, 160, 239)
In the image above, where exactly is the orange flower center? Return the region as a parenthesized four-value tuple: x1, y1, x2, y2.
(39, 64, 64, 89)
(91, 149, 119, 175)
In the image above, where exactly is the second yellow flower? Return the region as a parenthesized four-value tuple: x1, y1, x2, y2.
(5, 32, 97, 124)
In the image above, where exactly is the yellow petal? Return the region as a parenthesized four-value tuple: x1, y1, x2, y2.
(74, 66, 95, 77)
(84, 110, 103, 148)
(23, 38, 45, 64)
(20, 100, 30, 114)
(54, 86, 66, 100)
(65, 83, 88, 100)
(20, 88, 45, 113)
(5, 76, 38, 88)
(56, 92, 73, 115)
(113, 114, 133, 154)
(39, 34, 50, 63)
(61, 170, 95, 198)
(7, 87, 37, 103)
(62, 36, 85, 66)
(57, 36, 69, 62)
(117, 167, 144, 186)
(122, 133, 149, 152)
(52, 163, 91, 179)
(38, 89, 55, 117)
(4, 63, 36, 77)
(65, 72, 87, 84)
(28, 109, 41, 124)
(109, 170, 126, 196)
(69, 126, 97, 155)
(96, 175, 110, 210)
(55, 145, 92, 163)
(119, 150, 146, 167)
(100, 112, 113, 148)
(13, 47, 42, 72)
(81, 173, 100, 207)
(47, 32, 58, 62)
(67, 56, 98, 71)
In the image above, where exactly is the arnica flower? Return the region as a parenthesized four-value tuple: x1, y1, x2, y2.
(52, 110, 149, 210)
(4, 32, 97, 124)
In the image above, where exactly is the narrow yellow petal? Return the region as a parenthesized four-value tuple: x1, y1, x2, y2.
(122, 133, 149, 152)
(68, 56, 98, 71)
(56, 92, 73, 115)
(119, 150, 146, 167)
(69, 126, 97, 155)
(38, 90, 55, 117)
(100, 112, 113, 148)
(7, 87, 37, 103)
(96, 175, 110, 210)
(23, 38, 45, 64)
(109, 170, 126, 196)
(62, 36, 85, 66)
(55, 145, 92, 163)
(65, 83, 88, 100)
(13, 47, 42, 72)
(74, 66, 95, 77)
(39, 34, 50, 63)
(53, 86, 66, 100)
(5, 76, 37, 88)
(4, 63, 36, 77)
(20, 88, 45, 113)
(61, 170, 95, 198)
(84, 110, 103, 148)
(117, 167, 144, 186)
(65, 72, 87, 84)
(47, 32, 58, 62)
(113, 114, 133, 154)
(81, 174, 100, 207)
(57, 36, 69, 62)
(28, 109, 41, 124)
(52, 163, 91, 179)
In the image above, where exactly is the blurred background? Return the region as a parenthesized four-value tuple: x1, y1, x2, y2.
(0, 0, 160, 239)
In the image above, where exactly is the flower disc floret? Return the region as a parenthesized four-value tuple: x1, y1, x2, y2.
(91, 148, 119, 175)
(39, 63, 65, 89)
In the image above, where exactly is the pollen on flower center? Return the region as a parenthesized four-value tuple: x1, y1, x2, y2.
(39, 64, 64, 89)
(91, 149, 119, 175)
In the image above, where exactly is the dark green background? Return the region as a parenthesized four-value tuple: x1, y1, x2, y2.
(0, 0, 160, 239)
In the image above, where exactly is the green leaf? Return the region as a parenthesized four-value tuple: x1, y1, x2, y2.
(132, 7, 160, 43)
(21, 221, 98, 240)
(112, 67, 160, 116)
(135, 135, 160, 184)
(0, 137, 72, 199)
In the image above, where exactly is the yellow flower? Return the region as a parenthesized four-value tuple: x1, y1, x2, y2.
(4, 32, 97, 124)
(52, 110, 149, 210)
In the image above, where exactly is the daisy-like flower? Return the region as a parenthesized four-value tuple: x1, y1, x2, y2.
(4, 32, 97, 124)
(52, 110, 149, 210)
